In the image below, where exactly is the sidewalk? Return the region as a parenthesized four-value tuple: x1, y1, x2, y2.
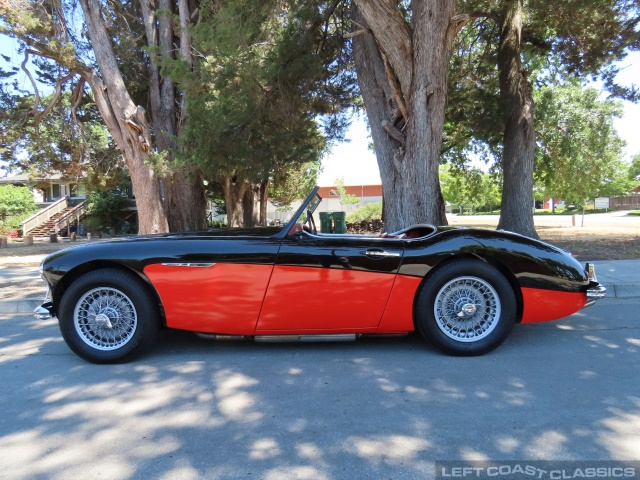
(1, 255, 638, 314)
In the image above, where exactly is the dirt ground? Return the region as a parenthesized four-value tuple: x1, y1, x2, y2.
(536, 226, 640, 261)
(1, 222, 638, 264)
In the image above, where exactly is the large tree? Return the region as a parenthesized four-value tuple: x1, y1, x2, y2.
(0, 0, 209, 233)
(0, 88, 127, 190)
(351, 0, 466, 231)
(448, 0, 640, 237)
(176, 0, 355, 227)
(1, 1, 168, 233)
(534, 82, 630, 203)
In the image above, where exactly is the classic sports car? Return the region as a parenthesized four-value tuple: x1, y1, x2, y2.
(36, 187, 605, 363)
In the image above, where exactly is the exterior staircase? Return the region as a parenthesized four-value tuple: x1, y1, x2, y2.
(22, 197, 88, 237)
(28, 207, 77, 237)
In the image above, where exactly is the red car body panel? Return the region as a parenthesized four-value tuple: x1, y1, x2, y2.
(520, 287, 588, 323)
(145, 263, 589, 335)
(144, 263, 274, 334)
(376, 274, 423, 333)
(256, 265, 396, 333)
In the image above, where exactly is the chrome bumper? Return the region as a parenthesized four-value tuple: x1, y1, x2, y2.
(582, 263, 606, 309)
(34, 301, 54, 320)
(586, 284, 607, 299)
(34, 286, 54, 320)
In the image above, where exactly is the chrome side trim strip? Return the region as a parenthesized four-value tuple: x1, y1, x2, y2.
(160, 263, 216, 268)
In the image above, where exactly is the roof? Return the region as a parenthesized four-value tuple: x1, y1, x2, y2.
(0, 172, 65, 184)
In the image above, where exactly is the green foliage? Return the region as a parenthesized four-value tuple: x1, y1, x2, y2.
(0, 89, 127, 191)
(333, 177, 360, 208)
(446, 0, 640, 171)
(534, 82, 627, 203)
(629, 155, 640, 182)
(440, 165, 502, 213)
(176, 0, 356, 191)
(86, 189, 131, 230)
(346, 202, 382, 222)
(270, 161, 321, 209)
(0, 185, 37, 216)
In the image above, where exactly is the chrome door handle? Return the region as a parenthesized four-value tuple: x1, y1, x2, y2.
(364, 249, 401, 258)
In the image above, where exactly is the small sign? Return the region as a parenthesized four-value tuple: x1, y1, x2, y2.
(594, 197, 610, 209)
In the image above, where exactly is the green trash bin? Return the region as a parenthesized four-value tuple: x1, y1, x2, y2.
(319, 212, 333, 233)
(332, 211, 346, 234)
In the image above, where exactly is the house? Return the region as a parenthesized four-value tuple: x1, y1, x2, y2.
(0, 172, 87, 205)
(0, 173, 93, 236)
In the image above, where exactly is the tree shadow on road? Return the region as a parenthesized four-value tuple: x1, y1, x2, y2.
(0, 304, 638, 479)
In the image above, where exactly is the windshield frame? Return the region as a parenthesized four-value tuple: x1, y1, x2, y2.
(274, 186, 322, 239)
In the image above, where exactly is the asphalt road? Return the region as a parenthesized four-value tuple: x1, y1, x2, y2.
(1, 299, 639, 480)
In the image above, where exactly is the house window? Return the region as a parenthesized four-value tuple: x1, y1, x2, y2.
(52, 184, 61, 199)
(329, 189, 340, 197)
(69, 184, 78, 197)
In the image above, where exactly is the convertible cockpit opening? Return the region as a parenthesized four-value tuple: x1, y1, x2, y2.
(379, 224, 437, 240)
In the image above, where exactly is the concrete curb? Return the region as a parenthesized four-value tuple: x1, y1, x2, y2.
(0, 298, 42, 314)
(603, 283, 640, 299)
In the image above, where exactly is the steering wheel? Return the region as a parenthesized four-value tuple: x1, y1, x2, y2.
(307, 210, 317, 235)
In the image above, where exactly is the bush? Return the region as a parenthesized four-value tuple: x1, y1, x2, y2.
(0, 185, 37, 217)
(86, 189, 131, 230)
(347, 202, 382, 222)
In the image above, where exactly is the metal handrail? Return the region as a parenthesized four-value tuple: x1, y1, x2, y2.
(21, 197, 68, 234)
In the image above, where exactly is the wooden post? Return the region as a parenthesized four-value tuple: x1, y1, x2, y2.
(49, 233, 58, 243)
(0, 237, 7, 249)
(24, 235, 34, 246)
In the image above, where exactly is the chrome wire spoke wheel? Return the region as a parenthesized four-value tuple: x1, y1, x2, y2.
(73, 287, 138, 351)
(433, 276, 501, 342)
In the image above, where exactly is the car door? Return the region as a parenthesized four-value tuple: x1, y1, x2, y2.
(143, 235, 282, 335)
(256, 233, 404, 333)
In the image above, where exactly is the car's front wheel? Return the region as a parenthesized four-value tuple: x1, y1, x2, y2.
(415, 259, 516, 356)
(58, 268, 159, 363)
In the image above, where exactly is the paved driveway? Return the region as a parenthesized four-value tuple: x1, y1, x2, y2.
(0, 299, 639, 480)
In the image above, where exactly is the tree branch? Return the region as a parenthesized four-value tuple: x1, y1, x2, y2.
(21, 51, 40, 119)
(451, 11, 501, 36)
(34, 72, 74, 128)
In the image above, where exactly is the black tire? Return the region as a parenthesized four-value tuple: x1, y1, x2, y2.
(414, 259, 516, 356)
(58, 268, 159, 364)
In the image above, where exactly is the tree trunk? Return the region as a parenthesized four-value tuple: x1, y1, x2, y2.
(139, 0, 207, 232)
(222, 176, 250, 228)
(242, 185, 259, 227)
(79, 0, 168, 234)
(352, 1, 455, 231)
(496, 0, 539, 239)
(165, 171, 208, 231)
(259, 180, 269, 226)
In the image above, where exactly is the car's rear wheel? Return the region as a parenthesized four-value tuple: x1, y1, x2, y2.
(58, 268, 159, 363)
(415, 259, 516, 355)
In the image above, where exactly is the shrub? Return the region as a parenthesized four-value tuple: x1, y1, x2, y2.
(0, 185, 37, 217)
(346, 202, 382, 222)
(86, 189, 131, 230)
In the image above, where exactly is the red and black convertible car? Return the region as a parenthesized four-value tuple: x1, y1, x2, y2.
(36, 187, 605, 363)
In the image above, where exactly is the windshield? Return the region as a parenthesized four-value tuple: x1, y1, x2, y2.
(279, 186, 322, 238)
(298, 192, 321, 224)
